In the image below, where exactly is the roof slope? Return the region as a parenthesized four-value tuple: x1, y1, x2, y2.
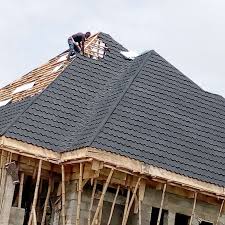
(1, 33, 225, 186)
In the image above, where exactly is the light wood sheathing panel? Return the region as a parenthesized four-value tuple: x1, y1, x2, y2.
(0, 52, 71, 103)
(0, 33, 104, 103)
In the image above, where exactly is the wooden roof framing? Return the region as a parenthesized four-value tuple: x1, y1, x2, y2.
(0, 33, 106, 103)
(1, 135, 225, 202)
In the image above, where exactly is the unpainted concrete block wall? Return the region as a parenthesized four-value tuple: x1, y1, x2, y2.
(130, 187, 225, 225)
(54, 182, 225, 225)
(56, 181, 123, 225)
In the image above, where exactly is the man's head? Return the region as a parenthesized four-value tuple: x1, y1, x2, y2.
(85, 32, 91, 39)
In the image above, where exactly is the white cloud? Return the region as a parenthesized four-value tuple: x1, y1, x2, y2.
(1, 0, 225, 97)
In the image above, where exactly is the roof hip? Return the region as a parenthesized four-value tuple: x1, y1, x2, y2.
(87, 51, 153, 146)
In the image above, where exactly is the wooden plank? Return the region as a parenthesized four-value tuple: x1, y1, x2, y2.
(98, 201, 103, 225)
(28, 159, 42, 225)
(18, 172, 24, 208)
(122, 188, 130, 225)
(156, 183, 167, 225)
(61, 165, 66, 225)
(138, 197, 142, 225)
(88, 179, 97, 225)
(139, 180, 146, 201)
(33, 207, 37, 225)
(122, 177, 141, 225)
(107, 185, 120, 225)
(189, 192, 197, 225)
(91, 160, 103, 171)
(91, 168, 114, 225)
(41, 176, 52, 225)
(134, 195, 139, 214)
(76, 163, 83, 225)
(215, 199, 225, 225)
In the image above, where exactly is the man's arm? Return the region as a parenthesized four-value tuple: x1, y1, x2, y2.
(79, 35, 85, 54)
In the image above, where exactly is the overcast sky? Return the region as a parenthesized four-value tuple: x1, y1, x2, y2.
(1, 0, 225, 97)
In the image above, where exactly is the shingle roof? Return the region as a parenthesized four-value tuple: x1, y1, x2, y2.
(1, 33, 225, 186)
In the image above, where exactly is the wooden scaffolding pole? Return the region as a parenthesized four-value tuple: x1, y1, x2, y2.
(156, 183, 167, 225)
(88, 179, 97, 225)
(189, 192, 197, 225)
(122, 177, 141, 225)
(76, 163, 83, 225)
(41, 176, 52, 225)
(107, 185, 120, 225)
(138, 197, 142, 225)
(28, 159, 42, 225)
(91, 168, 114, 225)
(61, 165, 66, 225)
(18, 172, 24, 208)
(98, 201, 103, 225)
(32, 207, 37, 225)
(215, 199, 225, 225)
(122, 188, 131, 225)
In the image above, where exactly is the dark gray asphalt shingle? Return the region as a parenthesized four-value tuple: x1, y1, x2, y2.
(1, 33, 225, 186)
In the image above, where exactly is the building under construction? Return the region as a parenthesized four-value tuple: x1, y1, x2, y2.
(0, 33, 225, 225)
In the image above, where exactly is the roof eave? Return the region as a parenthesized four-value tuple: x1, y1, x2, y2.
(1, 135, 225, 199)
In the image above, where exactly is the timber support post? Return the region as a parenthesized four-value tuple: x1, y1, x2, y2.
(91, 168, 114, 225)
(215, 199, 225, 225)
(122, 177, 141, 225)
(61, 164, 66, 225)
(189, 192, 197, 225)
(156, 183, 167, 225)
(28, 159, 42, 225)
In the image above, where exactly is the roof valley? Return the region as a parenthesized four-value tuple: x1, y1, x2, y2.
(87, 51, 153, 146)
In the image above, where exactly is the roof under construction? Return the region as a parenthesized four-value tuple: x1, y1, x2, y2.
(1, 32, 225, 188)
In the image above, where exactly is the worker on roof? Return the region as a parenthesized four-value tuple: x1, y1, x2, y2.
(68, 32, 91, 58)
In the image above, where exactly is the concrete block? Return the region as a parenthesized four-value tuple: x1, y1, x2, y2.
(9, 207, 25, 225)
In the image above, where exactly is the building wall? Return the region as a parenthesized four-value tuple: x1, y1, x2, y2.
(55, 180, 124, 225)
(130, 187, 225, 225)
(54, 181, 225, 225)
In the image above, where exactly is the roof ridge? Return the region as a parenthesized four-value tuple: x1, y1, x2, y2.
(87, 50, 153, 146)
(1, 59, 74, 136)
